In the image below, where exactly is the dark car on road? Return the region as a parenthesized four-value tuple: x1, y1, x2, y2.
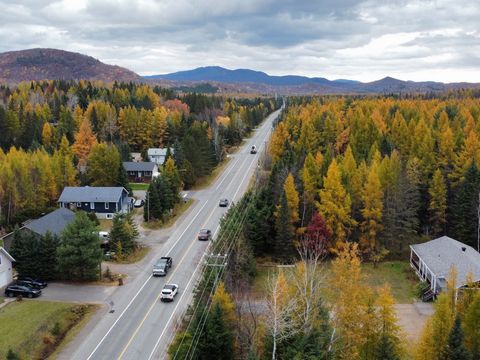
(4, 283, 42, 298)
(250, 145, 257, 154)
(153, 257, 173, 276)
(197, 229, 212, 241)
(16, 276, 47, 288)
(219, 198, 229, 207)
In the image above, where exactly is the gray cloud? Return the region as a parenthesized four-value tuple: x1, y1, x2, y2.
(0, 0, 479, 82)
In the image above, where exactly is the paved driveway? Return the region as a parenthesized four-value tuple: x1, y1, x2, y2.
(39, 282, 117, 303)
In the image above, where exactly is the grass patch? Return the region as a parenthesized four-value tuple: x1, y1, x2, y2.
(251, 260, 417, 303)
(143, 198, 195, 230)
(0, 300, 96, 360)
(130, 183, 150, 190)
(362, 261, 418, 303)
(112, 246, 150, 264)
(190, 157, 231, 190)
(98, 219, 112, 231)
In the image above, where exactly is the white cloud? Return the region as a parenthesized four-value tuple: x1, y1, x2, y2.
(0, 0, 479, 82)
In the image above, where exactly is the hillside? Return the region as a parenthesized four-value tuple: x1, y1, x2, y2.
(0, 48, 141, 83)
(147, 66, 480, 94)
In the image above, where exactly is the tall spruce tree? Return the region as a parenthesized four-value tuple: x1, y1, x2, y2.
(274, 192, 296, 260)
(444, 315, 472, 360)
(374, 333, 400, 360)
(451, 163, 480, 248)
(198, 302, 234, 360)
(57, 212, 103, 281)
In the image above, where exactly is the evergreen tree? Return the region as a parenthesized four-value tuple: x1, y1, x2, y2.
(6, 349, 20, 360)
(274, 192, 296, 259)
(109, 213, 138, 255)
(117, 160, 132, 196)
(10, 228, 39, 277)
(87, 142, 121, 186)
(375, 333, 400, 360)
(37, 232, 59, 280)
(57, 212, 103, 281)
(451, 163, 480, 248)
(429, 169, 447, 236)
(198, 302, 234, 360)
(444, 315, 472, 360)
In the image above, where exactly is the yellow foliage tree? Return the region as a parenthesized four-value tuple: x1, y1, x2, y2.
(283, 173, 300, 224)
(73, 117, 97, 168)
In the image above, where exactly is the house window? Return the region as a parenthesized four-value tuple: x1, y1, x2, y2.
(76, 202, 81, 207)
(90, 202, 95, 210)
(106, 213, 113, 219)
(105, 202, 109, 209)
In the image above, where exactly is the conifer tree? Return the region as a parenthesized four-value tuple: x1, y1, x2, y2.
(444, 315, 472, 360)
(283, 173, 300, 224)
(429, 169, 447, 236)
(198, 303, 234, 360)
(274, 192, 296, 259)
(86, 142, 120, 186)
(318, 159, 356, 248)
(73, 117, 97, 168)
(463, 293, 480, 358)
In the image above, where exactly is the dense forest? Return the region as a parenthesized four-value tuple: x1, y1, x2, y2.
(169, 92, 480, 360)
(0, 80, 280, 231)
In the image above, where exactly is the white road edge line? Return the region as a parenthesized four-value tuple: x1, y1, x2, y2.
(86, 200, 210, 360)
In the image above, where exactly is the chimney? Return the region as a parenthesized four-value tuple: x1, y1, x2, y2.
(461, 247, 466, 252)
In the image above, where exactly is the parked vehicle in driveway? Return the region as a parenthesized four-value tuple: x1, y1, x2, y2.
(4, 283, 42, 298)
(250, 145, 257, 154)
(219, 198, 229, 207)
(153, 257, 173, 276)
(160, 284, 178, 302)
(134, 199, 145, 208)
(197, 228, 212, 241)
(16, 276, 47, 288)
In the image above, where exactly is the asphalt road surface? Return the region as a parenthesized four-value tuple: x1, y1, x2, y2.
(70, 107, 283, 360)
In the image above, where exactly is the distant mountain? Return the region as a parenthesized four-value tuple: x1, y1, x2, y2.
(0, 48, 141, 84)
(146, 66, 349, 87)
(147, 66, 480, 95)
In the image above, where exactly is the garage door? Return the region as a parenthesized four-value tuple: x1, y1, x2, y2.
(0, 270, 9, 288)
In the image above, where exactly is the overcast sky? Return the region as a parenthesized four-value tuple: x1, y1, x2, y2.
(1, 0, 479, 82)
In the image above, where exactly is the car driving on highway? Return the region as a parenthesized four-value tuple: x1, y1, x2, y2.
(219, 198, 229, 207)
(250, 145, 257, 154)
(153, 257, 172, 276)
(160, 284, 178, 302)
(197, 228, 212, 241)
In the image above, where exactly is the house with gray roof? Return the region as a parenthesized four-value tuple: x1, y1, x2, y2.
(147, 148, 174, 166)
(123, 162, 159, 182)
(1, 208, 76, 252)
(58, 186, 132, 219)
(410, 236, 480, 296)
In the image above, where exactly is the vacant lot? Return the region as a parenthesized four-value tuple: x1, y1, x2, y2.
(253, 260, 418, 304)
(0, 300, 96, 360)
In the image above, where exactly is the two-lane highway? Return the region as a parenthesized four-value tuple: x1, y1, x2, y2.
(70, 107, 282, 360)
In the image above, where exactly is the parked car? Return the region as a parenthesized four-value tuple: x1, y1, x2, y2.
(153, 257, 173, 276)
(160, 284, 178, 302)
(250, 145, 257, 154)
(134, 199, 145, 208)
(4, 283, 42, 298)
(16, 276, 47, 288)
(197, 228, 212, 241)
(219, 198, 229, 207)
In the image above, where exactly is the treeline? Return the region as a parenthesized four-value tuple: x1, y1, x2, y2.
(245, 96, 480, 261)
(0, 80, 280, 228)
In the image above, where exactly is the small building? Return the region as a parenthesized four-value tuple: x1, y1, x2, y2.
(0, 247, 15, 288)
(58, 186, 132, 219)
(410, 236, 480, 297)
(123, 162, 159, 182)
(147, 148, 174, 166)
(1, 208, 76, 252)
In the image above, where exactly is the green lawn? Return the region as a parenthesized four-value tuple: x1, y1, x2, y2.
(98, 219, 113, 231)
(0, 300, 96, 359)
(251, 260, 417, 304)
(130, 183, 150, 191)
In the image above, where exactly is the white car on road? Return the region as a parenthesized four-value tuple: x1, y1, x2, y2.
(160, 284, 178, 302)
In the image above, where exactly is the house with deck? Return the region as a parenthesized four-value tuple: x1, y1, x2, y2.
(0, 247, 15, 288)
(410, 236, 480, 300)
(0, 208, 76, 252)
(58, 186, 132, 219)
(123, 161, 159, 182)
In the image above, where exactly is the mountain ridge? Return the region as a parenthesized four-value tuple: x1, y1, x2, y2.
(0, 48, 141, 84)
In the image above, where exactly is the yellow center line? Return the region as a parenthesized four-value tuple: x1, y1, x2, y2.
(117, 200, 219, 359)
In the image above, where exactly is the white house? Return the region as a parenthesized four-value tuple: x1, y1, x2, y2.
(410, 236, 480, 299)
(147, 148, 174, 166)
(0, 247, 15, 288)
